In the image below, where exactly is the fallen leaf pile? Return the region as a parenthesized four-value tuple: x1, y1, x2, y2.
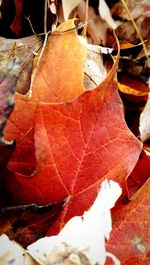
(0, 1, 150, 264)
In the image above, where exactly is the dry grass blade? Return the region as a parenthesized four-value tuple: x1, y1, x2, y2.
(120, 0, 150, 69)
(29, 0, 49, 98)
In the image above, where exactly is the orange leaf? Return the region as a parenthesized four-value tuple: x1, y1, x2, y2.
(4, 19, 87, 175)
(3, 21, 142, 240)
(32, 19, 87, 103)
(119, 41, 144, 50)
(4, 45, 142, 234)
(118, 82, 148, 97)
(118, 75, 149, 102)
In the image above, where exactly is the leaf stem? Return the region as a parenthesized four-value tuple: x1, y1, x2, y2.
(44, 0, 48, 34)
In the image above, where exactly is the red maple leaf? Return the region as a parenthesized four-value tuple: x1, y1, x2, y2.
(3, 20, 142, 237)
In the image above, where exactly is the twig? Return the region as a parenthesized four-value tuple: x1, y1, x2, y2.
(85, 0, 89, 32)
(44, 0, 48, 34)
(28, 0, 49, 98)
(82, 0, 89, 37)
(25, 15, 37, 35)
(120, 0, 150, 68)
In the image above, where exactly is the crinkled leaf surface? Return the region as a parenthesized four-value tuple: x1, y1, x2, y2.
(106, 178, 150, 265)
(3, 20, 142, 237)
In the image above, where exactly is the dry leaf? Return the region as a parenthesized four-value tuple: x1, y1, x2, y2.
(74, 1, 109, 45)
(0, 200, 65, 247)
(2, 20, 142, 249)
(98, 0, 118, 30)
(84, 44, 107, 90)
(62, 0, 81, 20)
(4, 19, 87, 176)
(0, 35, 41, 94)
(112, 0, 150, 21)
(0, 52, 20, 141)
(0, 53, 19, 203)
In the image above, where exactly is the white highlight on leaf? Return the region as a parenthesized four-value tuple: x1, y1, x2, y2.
(99, 0, 118, 29)
(28, 180, 121, 265)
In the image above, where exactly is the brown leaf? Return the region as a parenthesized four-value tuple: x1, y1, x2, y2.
(0, 35, 42, 94)
(71, 1, 109, 45)
(112, 0, 150, 21)
(0, 200, 65, 247)
(84, 44, 107, 90)
(0, 55, 20, 140)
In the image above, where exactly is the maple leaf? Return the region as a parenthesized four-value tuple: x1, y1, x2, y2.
(106, 177, 150, 265)
(4, 19, 87, 175)
(3, 20, 142, 238)
(0, 50, 65, 244)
